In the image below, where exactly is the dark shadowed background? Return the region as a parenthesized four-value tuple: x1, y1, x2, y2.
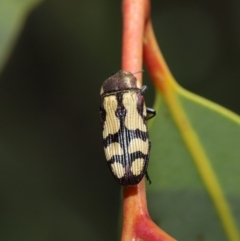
(0, 0, 239, 240)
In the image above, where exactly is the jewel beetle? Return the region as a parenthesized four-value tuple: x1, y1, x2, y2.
(99, 70, 156, 185)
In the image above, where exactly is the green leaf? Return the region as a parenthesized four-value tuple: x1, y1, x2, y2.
(0, 0, 43, 73)
(147, 89, 240, 241)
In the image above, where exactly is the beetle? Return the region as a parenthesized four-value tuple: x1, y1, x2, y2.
(99, 70, 156, 185)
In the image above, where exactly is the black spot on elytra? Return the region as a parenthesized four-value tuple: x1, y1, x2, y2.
(115, 93, 126, 122)
(99, 96, 106, 130)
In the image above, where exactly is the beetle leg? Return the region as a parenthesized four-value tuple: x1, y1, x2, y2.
(146, 107, 156, 120)
(141, 85, 156, 120)
(145, 171, 152, 184)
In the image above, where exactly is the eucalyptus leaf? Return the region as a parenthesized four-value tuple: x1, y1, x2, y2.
(147, 90, 240, 241)
(0, 0, 43, 73)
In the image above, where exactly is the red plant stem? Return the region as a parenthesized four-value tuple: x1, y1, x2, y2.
(121, 183, 148, 240)
(122, 0, 149, 85)
(121, 0, 150, 240)
(121, 0, 176, 240)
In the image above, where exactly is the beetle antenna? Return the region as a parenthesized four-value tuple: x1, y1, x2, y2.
(133, 69, 144, 75)
(141, 85, 148, 94)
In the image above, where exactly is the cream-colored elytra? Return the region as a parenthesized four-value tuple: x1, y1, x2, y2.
(130, 158, 145, 176)
(104, 142, 123, 161)
(122, 92, 147, 132)
(128, 138, 148, 155)
(111, 162, 125, 178)
(103, 95, 120, 139)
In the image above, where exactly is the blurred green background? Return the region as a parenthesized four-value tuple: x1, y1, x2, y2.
(0, 0, 240, 240)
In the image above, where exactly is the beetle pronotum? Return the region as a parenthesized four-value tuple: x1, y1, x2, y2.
(100, 70, 156, 185)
